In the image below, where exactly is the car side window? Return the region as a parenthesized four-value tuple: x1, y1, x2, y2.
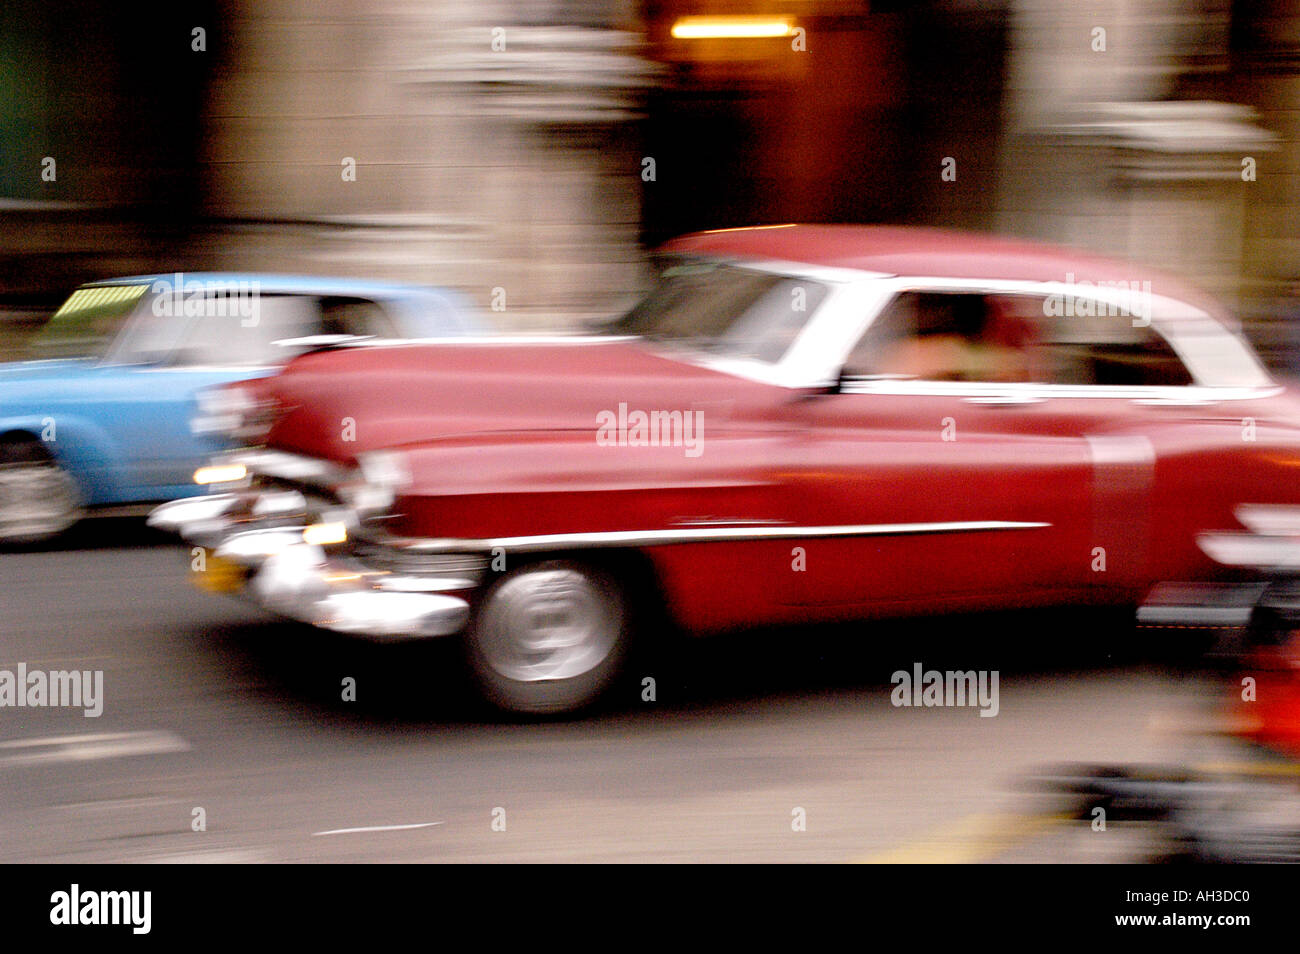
(844, 290, 1195, 388)
(1009, 295, 1193, 387)
(172, 295, 322, 366)
(319, 296, 398, 338)
(844, 291, 1040, 383)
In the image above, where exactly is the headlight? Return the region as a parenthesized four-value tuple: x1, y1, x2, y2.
(194, 463, 248, 485)
(303, 521, 349, 546)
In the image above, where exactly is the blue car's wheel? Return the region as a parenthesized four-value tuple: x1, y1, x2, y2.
(0, 441, 83, 546)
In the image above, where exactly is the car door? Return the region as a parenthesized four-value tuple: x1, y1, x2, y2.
(785, 284, 1108, 613)
(116, 293, 323, 494)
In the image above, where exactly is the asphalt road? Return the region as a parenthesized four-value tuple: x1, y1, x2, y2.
(0, 519, 1241, 863)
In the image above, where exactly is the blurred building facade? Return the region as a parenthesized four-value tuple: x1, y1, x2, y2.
(199, 0, 653, 327)
(997, 1, 1282, 338)
(6, 0, 1300, 348)
(0, 0, 219, 336)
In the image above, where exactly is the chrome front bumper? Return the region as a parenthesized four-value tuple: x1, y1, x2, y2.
(149, 481, 479, 641)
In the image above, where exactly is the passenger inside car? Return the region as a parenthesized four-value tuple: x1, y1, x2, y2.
(851, 291, 1037, 383)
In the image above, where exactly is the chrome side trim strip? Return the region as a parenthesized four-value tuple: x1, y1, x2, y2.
(1199, 531, 1300, 569)
(839, 380, 1280, 402)
(401, 519, 1051, 554)
(1235, 504, 1300, 536)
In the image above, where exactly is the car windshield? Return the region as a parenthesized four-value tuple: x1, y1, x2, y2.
(101, 306, 195, 365)
(102, 294, 321, 367)
(28, 284, 151, 359)
(609, 258, 829, 363)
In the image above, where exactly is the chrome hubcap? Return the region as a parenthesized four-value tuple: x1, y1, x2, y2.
(477, 567, 620, 682)
(0, 462, 82, 542)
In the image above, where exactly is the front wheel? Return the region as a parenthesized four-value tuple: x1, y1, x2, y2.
(0, 442, 82, 546)
(467, 560, 628, 715)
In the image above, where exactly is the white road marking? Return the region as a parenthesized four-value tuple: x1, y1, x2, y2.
(313, 822, 444, 836)
(142, 849, 269, 864)
(57, 796, 180, 813)
(0, 731, 189, 767)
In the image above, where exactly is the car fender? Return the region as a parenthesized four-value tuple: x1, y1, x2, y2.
(386, 429, 795, 632)
(0, 413, 130, 505)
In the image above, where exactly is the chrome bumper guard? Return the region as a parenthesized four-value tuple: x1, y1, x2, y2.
(1139, 504, 1300, 632)
(148, 469, 481, 640)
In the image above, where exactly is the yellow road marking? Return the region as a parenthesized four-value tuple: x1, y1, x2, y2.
(193, 555, 248, 594)
(1193, 760, 1300, 778)
(856, 811, 1072, 864)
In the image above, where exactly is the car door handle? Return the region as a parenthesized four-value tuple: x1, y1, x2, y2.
(1130, 397, 1218, 407)
(961, 395, 1046, 406)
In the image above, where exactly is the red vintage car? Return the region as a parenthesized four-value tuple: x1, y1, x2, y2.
(149, 225, 1300, 713)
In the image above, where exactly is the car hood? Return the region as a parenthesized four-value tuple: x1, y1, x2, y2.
(0, 358, 269, 419)
(0, 358, 99, 384)
(263, 338, 792, 462)
(0, 359, 106, 407)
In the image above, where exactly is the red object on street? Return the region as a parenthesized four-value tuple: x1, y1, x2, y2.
(1240, 631, 1300, 760)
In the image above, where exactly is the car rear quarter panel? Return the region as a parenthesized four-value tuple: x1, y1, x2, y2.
(1140, 395, 1300, 582)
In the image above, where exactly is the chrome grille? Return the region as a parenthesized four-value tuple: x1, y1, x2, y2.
(350, 542, 489, 577)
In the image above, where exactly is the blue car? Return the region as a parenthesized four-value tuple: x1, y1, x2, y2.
(0, 273, 482, 544)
